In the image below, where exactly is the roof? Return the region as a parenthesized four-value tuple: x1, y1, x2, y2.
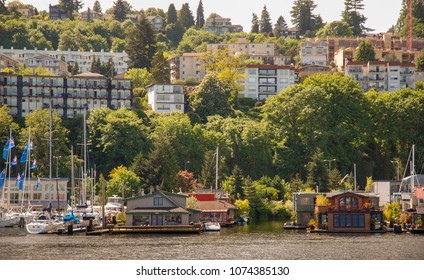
(326, 191, 379, 199)
(125, 190, 188, 202)
(197, 200, 238, 212)
(182, 53, 205, 57)
(346, 61, 367, 66)
(368, 61, 387, 65)
(73, 72, 106, 78)
(247, 64, 295, 70)
(127, 207, 189, 215)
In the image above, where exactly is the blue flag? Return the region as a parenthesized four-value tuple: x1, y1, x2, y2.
(36, 177, 41, 190)
(20, 146, 28, 163)
(0, 168, 5, 189)
(2, 137, 15, 160)
(30, 159, 37, 170)
(16, 173, 24, 190)
(11, 155, 18, 166)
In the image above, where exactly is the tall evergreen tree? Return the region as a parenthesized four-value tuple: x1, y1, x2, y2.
(353, 41, 376, 62)
(113, 0, 128, 22)
(341, 0, 370, 36)
(306, 148, 330, 192)
(259, 5, 273, 34)
(290, 0, 322, 36)
(251, 13, 259, 33)
(126, 13, 157, 70)
(196, 0, 205, 28)
(178, 3, 195, 29)
(273, 15, 288, 38)
(93, 0, 102, 14)
(0, 0, 9, 15)
(59, 0, 83, 20)
(167, 3, 177, 24)
(151, 49, 171, 83)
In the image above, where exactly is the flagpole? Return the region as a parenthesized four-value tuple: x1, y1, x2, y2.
(27, 128, 31, 210)
(7, 128, 13, 211)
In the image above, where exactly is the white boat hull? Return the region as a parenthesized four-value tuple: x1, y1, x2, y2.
(204, 222, 221, 231)
(26, 220, 63, 234)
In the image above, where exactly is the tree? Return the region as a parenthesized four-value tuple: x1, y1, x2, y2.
(365, 176, 375, 192)
(353, 40, 376, 62)
(416, 50, 424, 71)
(165, 21, 185, 48)
(20, 109, 70, 178)
(290, 0, 323, 36)
(188, 72, 235, 123)
(178, 3, 195, 29)
(342, 0, 370, 36)
(0, 0, 9, 15)
(259, 5, 273, 34)
(150, 49, 171, 83)
(59, 0, 83, 20)
(106, 165, 141, 198)
(124, 68, 154, 91)
(113, 0, 129, 22)
(195, 0, 205, 28)
(306, 148, 330, 192)
(273, 16, 288, 38)
(93, 0, 102, 13)
(126, 13, 157, 69)
(166, 3, 177, 24)
(251, 13, 259, 33)
(176, 170, 200, 192)
(316, 21, 354, 37)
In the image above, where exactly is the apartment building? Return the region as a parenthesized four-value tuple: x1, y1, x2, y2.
(0, 72, 132, 118)
(170, 53, 206, 83)
(300, 38, 328, 66)
(239, 65, 296, 100)
(345, 61, 415, 92)
(0, 53, 20, 71)
(204, 14, 243, 35)
(0, 177, 69, 210)
(0, 47, 129, 75)
(147, 83, 185, 113)
(24, 54, 68, 75)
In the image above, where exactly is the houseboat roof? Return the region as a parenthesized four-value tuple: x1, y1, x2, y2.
(127, 206, 189, 215)
(325, 191, 379, 198)
(197, 200, 238, 212)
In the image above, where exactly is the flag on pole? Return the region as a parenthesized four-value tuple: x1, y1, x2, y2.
(2, 137, 15, 160)
(9, 137, 15, 148)
(0, 168, 6, 189)
(339, 174, 349, 185)
(16, 173, 24, 190)
(11, 155, 18, 166)
(36, 177, 41, 190)
(30, 159, 37, 170)
(20, 146, 28, 163)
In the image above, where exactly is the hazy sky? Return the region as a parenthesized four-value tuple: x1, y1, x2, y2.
(24, 0, 402, 33)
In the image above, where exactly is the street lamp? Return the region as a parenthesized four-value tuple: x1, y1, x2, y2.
(185, 160, 190, 171)
(324, 159, 336, 171)
(391, 160, 400, 181)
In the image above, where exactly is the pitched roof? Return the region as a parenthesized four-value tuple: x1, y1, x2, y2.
(197, 200, 238, 212)
(127, 207, 189, 215)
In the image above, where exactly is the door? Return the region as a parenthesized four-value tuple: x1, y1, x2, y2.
(151, 214, 163, 225)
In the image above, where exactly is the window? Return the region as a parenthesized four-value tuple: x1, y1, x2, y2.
(248, 85, 256, 91)
(248, 69, 257, 75)
(153, 197, 163, 205)
(248, 77, 256, 84)
(333, 214, 365, 228)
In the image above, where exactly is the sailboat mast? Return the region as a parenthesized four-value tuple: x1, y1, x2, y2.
(71, 146, 75, 208)
(49, 102, 53, 206)
(4, 128, 12, 210)
(411, 144, 415, 193)
(215, 146, 219, 190)
(83, 108, 87, 205)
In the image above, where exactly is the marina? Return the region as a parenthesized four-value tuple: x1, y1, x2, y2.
(0, 221, 423, 260)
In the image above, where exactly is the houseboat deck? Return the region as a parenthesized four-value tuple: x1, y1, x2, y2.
(87, 225, 203, 235)
(310, 229, 388, 234)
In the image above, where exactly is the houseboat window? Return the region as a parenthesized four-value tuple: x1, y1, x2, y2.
(165, 214, 182, 225)
(338, 196, 358, 208)
(153, 197, 163, 205)
(333, 214, 365, 228)
(133, 215, 149, 226)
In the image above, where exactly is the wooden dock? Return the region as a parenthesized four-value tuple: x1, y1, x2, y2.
(86, 225, 203, 235)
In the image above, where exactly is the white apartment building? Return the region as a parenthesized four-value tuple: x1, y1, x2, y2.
(300, 38, 328, 66)
(0, 72, 132, 118)
(170, 53, 206, 83)
(239, 65, 296, 100)
(147, 83, 185, 113)
(0, 177, 69, 210)
(345, 61, 415, 92)
(0, 46, 129, 75)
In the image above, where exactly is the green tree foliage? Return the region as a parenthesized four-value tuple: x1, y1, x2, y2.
(328, 168, 342, 190)
(20, 109, 70, 177)
(188, 72, 235, 123)
(106, 165, 141, 197)
(259, 5, 273, 34)
(290, 0, 323, 36)
(316, 21, 354, 37)
(274, 16, 288, 38)
(251, 13, 259, 33)
(124, 68, 154, 93)
(112, 0, 130, 22)
(165, 21, 185, 48)
(196, 0, 205, 28)
(383, 202, 401, 223)
(93, 0, 102, 13)
(166, 3, 177, 24)
(59, 0, 83, 20)
(178, 3, 195, 29)
(341, 0, 370, 36)
(396, 0, 424, 38)
(353, 40, 376, 62)
(306, 148, 330, 192)
(0, 0, 9, 15)
(416, 50, 424, 71)
(126, 13, 157, 69)
(176, 27, 220, 54)
(150, 49, 171, 83)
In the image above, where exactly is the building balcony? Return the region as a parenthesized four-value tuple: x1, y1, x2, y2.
(368, 69, 385, 73)
(368, 77, 385, 81)
(348, 69, 363, 73)
(400, 71, 414, 75)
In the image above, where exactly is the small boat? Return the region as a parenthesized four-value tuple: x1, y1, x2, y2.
(204, 221, 221, 231)
(26, 213, 63, 234)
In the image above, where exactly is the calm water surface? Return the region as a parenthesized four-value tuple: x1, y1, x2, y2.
(0, 221, 423, 260)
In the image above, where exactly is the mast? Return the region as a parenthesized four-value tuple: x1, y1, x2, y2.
(4, 128, 12, 210)
(215, 146, 219, 190)
(49, 102, 53, 207)
(83, 108, 87, 205)
(411, 144, 415, 193)
(71, 146, 75, 209)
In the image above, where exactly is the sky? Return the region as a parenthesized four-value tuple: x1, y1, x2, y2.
(22, 0, 402, 33)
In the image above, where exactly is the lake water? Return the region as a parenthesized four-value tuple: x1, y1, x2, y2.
(0, 221, 423, 260)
